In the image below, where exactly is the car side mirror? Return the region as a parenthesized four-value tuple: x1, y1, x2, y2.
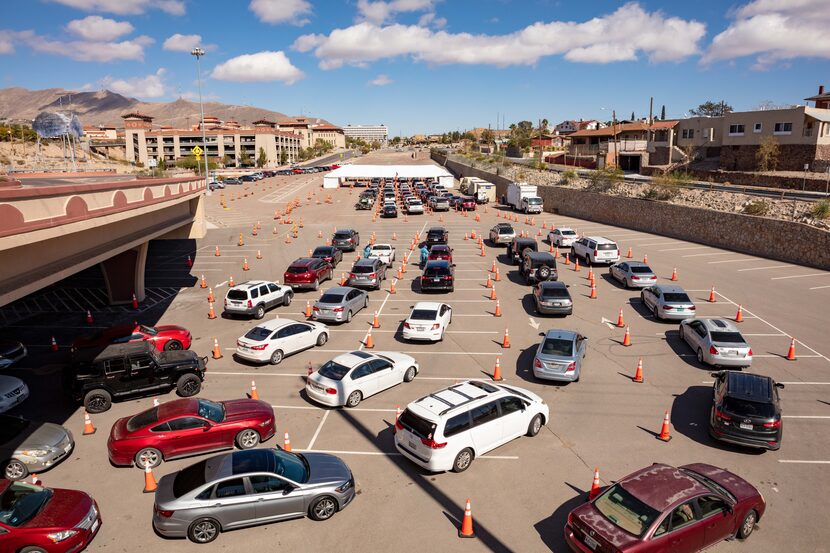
(725, 504, 733, 514)
(710, 372, 721, 378)
(452, 264, 457, 267)
(282, 486, 295, 495)
(775, 382, 785, 389)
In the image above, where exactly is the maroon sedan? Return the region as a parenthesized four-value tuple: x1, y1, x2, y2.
(427, 245, 453, 263)
(107, 398, 276, 469)
(565, 463, 765, 553)
(456, 197, 476, 211)
(0, 480, 101, 553)
(283, 257, 333, 290)
(72, 324, 192, 352)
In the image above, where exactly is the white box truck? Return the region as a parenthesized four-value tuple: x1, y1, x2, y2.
(469, 180, 496, 204)
(505, 182, 543, 213)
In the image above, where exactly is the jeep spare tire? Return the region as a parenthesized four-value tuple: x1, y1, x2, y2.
(538, 265, 551, 279)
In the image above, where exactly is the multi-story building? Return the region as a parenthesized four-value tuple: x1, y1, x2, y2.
(555, 119, 604, 135)
(343, 124, 388, 145)
(255, 117, 345, 150)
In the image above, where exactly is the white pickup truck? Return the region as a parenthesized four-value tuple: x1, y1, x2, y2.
(368, 244, 396, 265)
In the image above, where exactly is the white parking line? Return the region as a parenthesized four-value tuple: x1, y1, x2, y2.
(707, 259, 768, 265)
(737, 265, 790, 272)
(295, 448, 519, 460)
(778, 460, 830, 464)
(306, 410, 330, 450)
(783, 416, 830, 419)
(771, 273, 830, 281)
(658, 246, 711, 252)
(809, 285, 830, 290)
(682, 252, 741, 258)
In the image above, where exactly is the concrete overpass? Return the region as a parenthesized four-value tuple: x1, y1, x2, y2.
(0, 174, 206, 308)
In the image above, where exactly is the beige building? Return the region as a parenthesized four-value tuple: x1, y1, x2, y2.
(275, 117, 346, 150)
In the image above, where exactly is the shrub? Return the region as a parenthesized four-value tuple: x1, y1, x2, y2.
(809, 199, 830, 219)
(587, 166, 623, 192)
(742, 199, 770, 216)
(641, 187, 677, 201)
(560, 169, 577, 185)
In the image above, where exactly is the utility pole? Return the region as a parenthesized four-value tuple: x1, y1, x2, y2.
(612, 110, 619, 168)
(191, 47, 211, 195)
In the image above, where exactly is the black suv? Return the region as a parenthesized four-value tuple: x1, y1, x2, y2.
(332, 229, 360, 251)
(425, 227, 449, 248)
(521, 251, 558, 284)
(709, 370, 784, 450)
(420, 260, 454, 292)
(67, 342, 207, 413)
(507, 237, 538, 264)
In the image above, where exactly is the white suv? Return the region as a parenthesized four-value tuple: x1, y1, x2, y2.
(394, 381, 548, 473)
(368, 244, 396, 265)
(223, 280, 293, 319)
(572, 236, 620, 265)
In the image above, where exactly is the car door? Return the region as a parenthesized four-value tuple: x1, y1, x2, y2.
(210, 477, 258, 530)
(697, 495, 735, 547)
(497, 396, 528, 445)
(348, 289, 364, 312)
(273, 326, 296, 354)
(468, 400, 503, 454)
(257, 284, 271, 308)
(371, 358, 399, 392)
(439, 304, 451, 328)
(349, 362, 379, 397)
(650, 501, 705, 553)
(614, 263, 627, 283)
(165, 416, 213, 457)
(685, 321, 703, 349)
(126, 353, 157, 391)
(250, 474, 307, 522)
(642, 287, 656, 309)
(575, 334, 587, 370)
(292, 323, 317, 350)
(267, 283, 282, 305)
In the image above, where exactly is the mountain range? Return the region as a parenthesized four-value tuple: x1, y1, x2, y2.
(0, 87, 330, 128)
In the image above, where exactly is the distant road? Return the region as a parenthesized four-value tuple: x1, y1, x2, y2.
(301, 149, 359, 167)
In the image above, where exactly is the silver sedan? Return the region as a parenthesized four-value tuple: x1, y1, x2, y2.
(153, 449, 355, 544)
(679, 318, 753, 368)
(313, 286, 369, 324)
(532, 329, 587, 382)
(609, 261, 657, 288)
(1, 415, 74, 480)
(641, 284, 696, 320)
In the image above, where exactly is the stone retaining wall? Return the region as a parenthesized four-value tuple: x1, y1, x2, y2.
(432, 151, 830, 270)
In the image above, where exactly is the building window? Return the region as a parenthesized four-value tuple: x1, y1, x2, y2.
(681, 129, 695, 139)
(773, 122, 792, 135)
(753, 123, 762, 133)
(728, 124, 745, 136)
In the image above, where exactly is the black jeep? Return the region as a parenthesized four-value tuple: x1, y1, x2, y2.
(507, 237, 538, 265)
(521, 251, 558, 284)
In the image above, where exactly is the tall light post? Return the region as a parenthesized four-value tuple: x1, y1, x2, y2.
(191, 47, 211, 195)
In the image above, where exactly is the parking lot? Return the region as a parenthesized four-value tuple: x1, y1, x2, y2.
(3, 150, 830, 552)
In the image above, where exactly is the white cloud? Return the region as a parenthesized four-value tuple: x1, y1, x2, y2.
(19, 31, 153, 62)
(357, 0, 436, 24)
(417, 12, 446, 29)
(369, 74, 393, 86)
(0, 34, 14, 54)
(249, 0, 313, 25)
(101, 68, 168, 98)
(66, 16, 134, 41)
(210, 51, 304, 84)
(703, 0, 830, 68)
(295, 2, 705, 69)
(49, 0, 185, 15)
(163, 33, 207, 52)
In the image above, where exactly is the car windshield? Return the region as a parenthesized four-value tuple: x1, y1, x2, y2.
(227, 289, 248, 300)
(723, 397, 776, 418)
(198, 399, 225, 423)
(244, 327, 272, 341)
(138, 325, 158, 336)
(593, 484, 660, 538)
(430, 247, 450, 254)
(541, 338, 574, 356)
(319, 294, 344, 304)
(312, 248, 332, 256)
(540, 287, 569, 298)
(710, 332, 746, 344)
(334, 232, 352, 239)
(286, 265, 310, 274)
(499, 228, 514, 234)
(126, 407, 159, 432)
(0, 482, 53, 527)
(318, 360, 351, 381)
(373, 246, 391, 251)
(597, 243, 618, 250)
(663, 293, 691, 303)
(527, 197, 542, 205)
(270, 450, 310, 483)
(561, 230, 576, 236)
(352, 265, 374, 274)
(410, 309, 437, 321)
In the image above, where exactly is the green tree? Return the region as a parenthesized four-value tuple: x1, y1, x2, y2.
(175, 154, 217, 170)
(157, 157, 167, 171)
(756, 136, 780, 172)
(370, 140, 381, 150)
(630, 111, 635, 121)
(279, 149, 288, 165)
(660, 105, 666, 120)
(239, 150, 252, 167)
(222, 154, 233, 167)
(256, 147, 268, 168)
(689, 100, 733, 117)
(480, 128, 495, 144)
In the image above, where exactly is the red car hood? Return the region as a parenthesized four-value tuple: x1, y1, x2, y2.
(680, 463, 760, 502)
(223, 399, 274, 422)
(26, 488, 93, 530)
(570, 502, 640, 551)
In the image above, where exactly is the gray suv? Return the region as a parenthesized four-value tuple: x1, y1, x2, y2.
(347, 258, 387, 290)
(223, 281, 293, 319)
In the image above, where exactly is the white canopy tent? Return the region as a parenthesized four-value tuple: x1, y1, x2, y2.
(322, 164, 455, 189)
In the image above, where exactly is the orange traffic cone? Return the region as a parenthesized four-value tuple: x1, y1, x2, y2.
(490, 287, 497, 300)
(212, 338, 222, 359)
(340, 272, 346, 286)
(735, 305, 744, 323)
(589, 282, 597, 299)
(564, 254, 570, 265)
(501, 328, 510, 348)
(587, 267, 594, 281)
(494, 268, 501, 281)
(622, 326, 631, 347)
(143, 463, 157, 493)
(708, 286, 716, 303)
(208, 287, 214, 302)
(549, 242, 555, 253)
(256, 249, 262, 260)
(626, 246, 633, 258)
(658, 411, 672, 442)
(392, 232, 397, 240)
(554, 246, 559, 258)
(670, 267, 678, 281)
(283, 432, 292, 452)
(208, 301, 217, 319)
(83, 412, 96, 435)
(486, 275, 492, 288)
(242, 258, 250, 271)
(85, 310, 94, 324)
(364, 329, 374, 349)
(215, 246, 221, 257)
(200, 275, 207, 289)
(574, 258, 580, 272)
(305, 301, 312, 318)
(616, 308, 625, 328)
(390, 279, 397, 294)
(372, 311, 380, 329)
(397, 266, 403, 279)
(458, 499, 476, 539)
(250, 380, 260, 400)
(318, 230, 323, 238)
(494, 300, 502, 317)
(480, 245, 486, 257)
(229, 275, 235, 287)
(588, 468, 601, 500)
(238, 233, 244, 246)
(307, 363, 314, 377)
(471, 230, 477, 240)
(50, 336, 58, 352)
(490, 259, 497, 272)
(786, 338, 797, 360)
(464, 233, 468, 240)
(395, 406, 401, 424)
(492, 358, 503, 381)
(643, 254, 648, 264)
(633, 358, 644, 383)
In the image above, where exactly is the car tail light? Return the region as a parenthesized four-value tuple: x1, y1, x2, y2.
(593, 250, 598, 257)
(431, 323, 441, 330)
(709, 345, 719, 355)
(689, 306, 696, 311)
(748, 348, 753, 356)
(155, 508, 175, 518)
(534, 358, 542, 368)
(764, 420, 782, 428)
(447, 275, 453, 281)
(326, 387, 337, 395)
(565, 362, 576, 373)
(224, 298, 228, 306)
(349, 273, 355, 279)
(333, 307, 344, 312)
(715, 407, 731, 421)
(313, 306, 320, 311)
(663, 305, 674, 310)
(394, 419, 403, 433)
(247, 300, 253, 309)
(420, 437, 447, 449)
(567, 512, 574, 526)
(403, 322, 411, 329)
(631, 276, 640, 280)
(250, 344, 268, 351)
(368, 273, 377, 278)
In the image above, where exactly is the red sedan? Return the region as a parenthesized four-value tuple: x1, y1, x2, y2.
(565, 463, 765, 553)
(427, 245, 453, 263)
(0, 480, 101, 553)
(72, 324, 192, 352)
(107, 398, 276, 469)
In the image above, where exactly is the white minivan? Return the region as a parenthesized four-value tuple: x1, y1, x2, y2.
(394, 381, 548, 473)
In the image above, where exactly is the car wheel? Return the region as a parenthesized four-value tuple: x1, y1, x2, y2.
(283, 293, 293, 306)
(312, 279, 320, 291)
(527, 414, 543, 437)
(452, 448, 474, 473)
(316, 332, 328, 346)
(346, 390, 362, 408)
(135, 448, 162, 469)
(738, 510, 757, 540)
(653, 305, 660, 320)
(697, 348, 705, 365)
(538, 265, 551, 280)
(364, 297, 369, 308)
(235, 429, 260, 449)
(176, 373, 202, 397)
(254, 304, 266, 320)
(346, 310, 353, 323)
(309, 495, 338, 521)
(679, 325, 686, 341)
(164, 340, 182, 351)
(270, 349, 284, 365)
(404, 366, 417, 382)
(19, 548, 48, 553)
(438, 330, 444, 342)
(187, 518, 220, 544)
(84, 389, 112, 413)
(4, 459, 28, 480)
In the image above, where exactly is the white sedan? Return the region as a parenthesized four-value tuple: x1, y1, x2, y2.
(402, 302, 452, 342)
(0, 375, 29, 414)
(368, 244, 396, 265)
(306, 351, 419, 407)
(236, 318, 328, 365)
(548, 227, 578, 247)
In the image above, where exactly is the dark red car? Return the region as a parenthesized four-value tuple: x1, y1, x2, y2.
(72, 324, 192, 352)
(565, 463, 765, 553)
(427, 245, 453, 263)
(107, 398, 276, 469)
(0, 480, 101, 553)
(311, 245, 343, 267)
(456, 196, 476, 211)
(283, 257, 333, 290)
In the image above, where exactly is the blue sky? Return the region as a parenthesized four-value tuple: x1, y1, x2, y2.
(2, 0, 829, 134)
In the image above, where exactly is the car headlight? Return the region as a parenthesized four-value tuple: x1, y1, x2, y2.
(48, 529, 78, 542)
(21, 449, 50, 457)
(335, 479, 354, 493)
(259, 420, 271, 427)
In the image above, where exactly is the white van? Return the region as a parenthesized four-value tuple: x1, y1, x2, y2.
(394, 380, 549, 472)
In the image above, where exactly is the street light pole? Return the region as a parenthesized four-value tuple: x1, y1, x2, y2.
(191, 47, 211, 195)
